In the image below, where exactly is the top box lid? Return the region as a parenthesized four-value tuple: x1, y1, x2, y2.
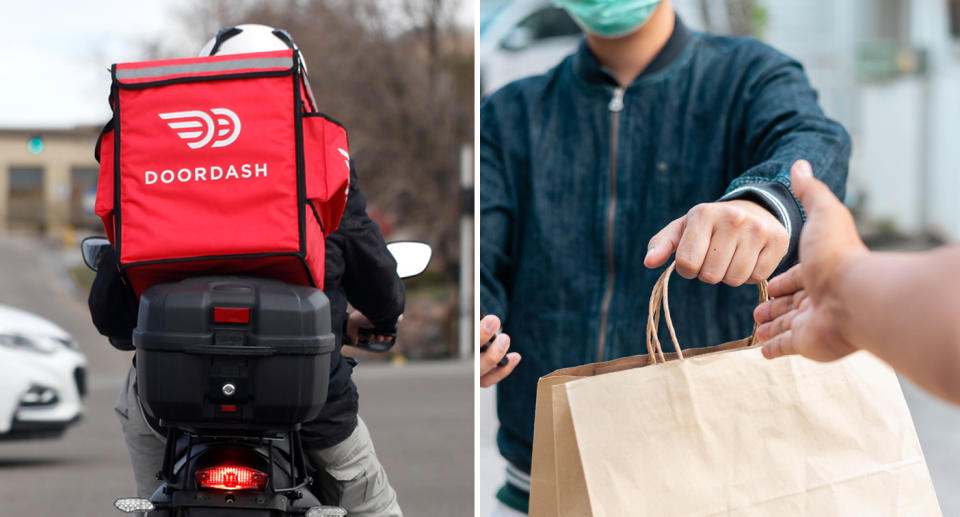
(113, 49, 297, 86)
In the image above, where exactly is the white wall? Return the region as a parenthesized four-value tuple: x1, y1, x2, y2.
(907, 0, 960, 240)
(855, 78, 925, 231)
(922, 61, 960, 239)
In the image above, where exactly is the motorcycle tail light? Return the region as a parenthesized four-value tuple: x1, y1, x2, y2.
(196, 465, 268, 491)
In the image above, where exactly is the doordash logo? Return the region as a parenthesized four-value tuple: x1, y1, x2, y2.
(158, 108, 241, 149)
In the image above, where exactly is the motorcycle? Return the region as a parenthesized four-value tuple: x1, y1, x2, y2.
(81, 237, 432, 516)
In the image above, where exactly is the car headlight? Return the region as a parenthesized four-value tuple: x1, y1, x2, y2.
(0, 334, 59, 354)
(52, 336, 80, 351)
(20, 384, 59, 407)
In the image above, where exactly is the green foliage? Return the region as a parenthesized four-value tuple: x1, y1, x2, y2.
(750, 3, 768, 39)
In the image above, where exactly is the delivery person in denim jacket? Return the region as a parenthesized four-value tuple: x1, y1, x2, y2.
(90, 25, 405, 517)
(478, 1, 849, 514)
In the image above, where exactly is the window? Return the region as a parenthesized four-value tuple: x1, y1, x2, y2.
(950, 0, 960, 39)
(70, 167, 100, 229)
(865, 0, 910, 43)
(8, 166, 45, 230)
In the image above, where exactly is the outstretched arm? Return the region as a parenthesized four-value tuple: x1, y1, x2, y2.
(755, 166, 960, 405)
(646, 49, 850, 284)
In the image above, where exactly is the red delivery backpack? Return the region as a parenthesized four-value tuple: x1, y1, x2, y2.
(94, 49, 349, 296)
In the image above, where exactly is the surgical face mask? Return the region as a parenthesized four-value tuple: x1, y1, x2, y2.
(553, 0, 663, 39)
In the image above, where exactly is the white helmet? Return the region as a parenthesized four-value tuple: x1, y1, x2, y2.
(199, 23, 316, 109)
(199, 23, 307, 73)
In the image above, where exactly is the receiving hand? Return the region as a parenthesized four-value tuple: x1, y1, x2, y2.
(753, 161, 868, 361)
(644, 181, 791, 286)
(479, 315, 520, 388)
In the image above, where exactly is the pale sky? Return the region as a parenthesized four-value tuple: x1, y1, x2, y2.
(0, 0, 473, 129)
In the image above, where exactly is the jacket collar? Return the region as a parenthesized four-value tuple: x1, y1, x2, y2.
(572, 15, 694, 87)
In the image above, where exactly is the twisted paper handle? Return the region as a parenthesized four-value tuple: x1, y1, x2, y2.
(645, 262, 769, 364)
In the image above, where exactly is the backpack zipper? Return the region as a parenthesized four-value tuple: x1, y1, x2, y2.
(596, 86, 624, 362)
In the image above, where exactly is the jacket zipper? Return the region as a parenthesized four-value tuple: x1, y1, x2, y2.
(596, 86, 624, 362)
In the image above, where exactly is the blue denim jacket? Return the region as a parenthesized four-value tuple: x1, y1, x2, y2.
(480, 19, 850, 486)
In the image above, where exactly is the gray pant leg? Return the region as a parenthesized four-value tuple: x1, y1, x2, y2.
(114, 365, 166, 498)
(306, 417, 402, 517)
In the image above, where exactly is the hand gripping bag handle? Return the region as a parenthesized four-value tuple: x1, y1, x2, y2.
(645, 261, 769, 364)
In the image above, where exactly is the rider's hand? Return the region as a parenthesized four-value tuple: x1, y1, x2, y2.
(644, 180, 793, 287)
(346, 311, 398, 344)
(479, 315, 520, 388)
(753, 161, 868, 361)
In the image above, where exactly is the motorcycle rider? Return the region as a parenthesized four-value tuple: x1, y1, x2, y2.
(89, 24, 405, 517)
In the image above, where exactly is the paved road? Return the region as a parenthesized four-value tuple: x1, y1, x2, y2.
(477, 357, 960, 515)
(0, 234, 472, 517)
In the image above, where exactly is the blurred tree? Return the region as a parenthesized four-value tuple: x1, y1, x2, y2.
(149, 0, 472, 279)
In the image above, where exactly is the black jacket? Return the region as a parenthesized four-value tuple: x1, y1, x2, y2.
(305, 162, 406, 448)
(89, 163, 405, 449)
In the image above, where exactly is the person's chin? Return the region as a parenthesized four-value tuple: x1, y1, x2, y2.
(583, 20, 650, 41)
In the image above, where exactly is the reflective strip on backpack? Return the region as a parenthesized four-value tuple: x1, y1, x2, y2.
(115, 56, 293, 81)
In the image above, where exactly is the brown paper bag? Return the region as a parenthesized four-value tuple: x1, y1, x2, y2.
(529, 263, 940, 517)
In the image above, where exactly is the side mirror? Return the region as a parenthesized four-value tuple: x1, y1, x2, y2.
(81, 236, 112, 271)
(501, 26, 534, 52)
(386, 241, 432, 279)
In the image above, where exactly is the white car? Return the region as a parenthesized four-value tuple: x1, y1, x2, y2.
(479, 0, 582, 96)
(0, 305, 87, 440)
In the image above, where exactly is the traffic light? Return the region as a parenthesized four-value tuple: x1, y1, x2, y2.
(27, 135, 44, 154)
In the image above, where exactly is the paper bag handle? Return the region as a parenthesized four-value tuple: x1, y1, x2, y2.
(645, 262, 769, 364)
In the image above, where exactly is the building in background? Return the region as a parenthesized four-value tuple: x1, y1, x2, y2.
(0, 127, 101, 237)
(750, 0, 960, 243)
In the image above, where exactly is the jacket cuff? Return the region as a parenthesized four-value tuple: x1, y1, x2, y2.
(719, 181, 803, 273)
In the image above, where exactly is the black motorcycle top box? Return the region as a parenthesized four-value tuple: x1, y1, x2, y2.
(133, 276, 336, 431)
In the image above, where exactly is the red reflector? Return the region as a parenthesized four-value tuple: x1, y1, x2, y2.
(196, 465, 268, 491)
(220, 405, 237, 413)
(214, 307, 249, 324)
